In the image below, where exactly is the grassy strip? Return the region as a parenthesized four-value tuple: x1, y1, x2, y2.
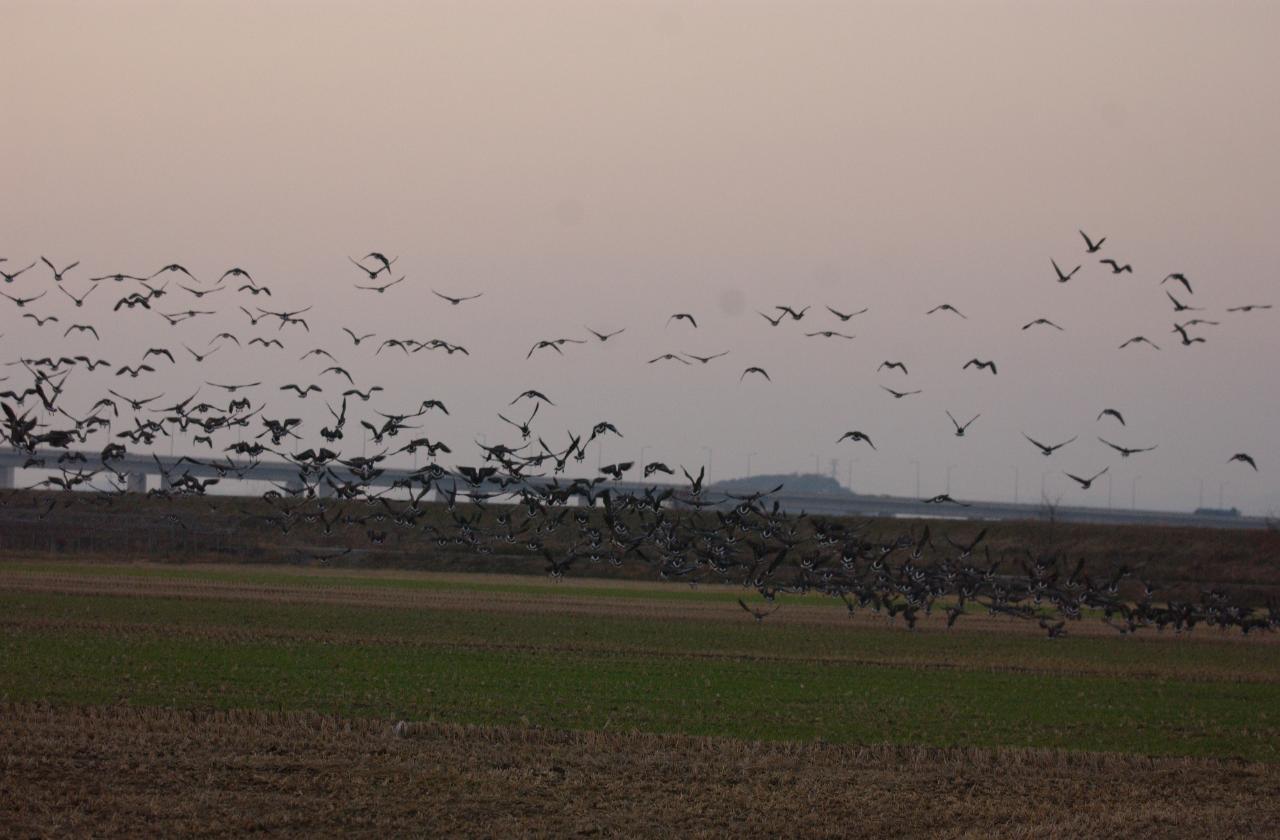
(1, 593, 1278, 760)
(0, 559, 755, 604)
(2, 624, 1277, 761)
(2, 582, 1278, 681)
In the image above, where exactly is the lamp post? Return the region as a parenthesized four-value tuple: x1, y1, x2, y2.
(1218, 481, 1230, 509)
(1011, 465, 1019, 504)
(910, 459, 920, 498)
(946, 464, 956, 494)
(1131, 475, 1142, 510)
(746, 451, 758, 479)
(700, 445, 713, 482)
(640, 445, 650, 474)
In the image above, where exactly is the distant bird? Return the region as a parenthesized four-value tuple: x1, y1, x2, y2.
(683, 351, 729, 364)
(1097, 408, 1126, 426)
(178, 283, 224, 299)
(342, 327, 374, 346)
(1079, 230, 1106, 253)
(1228, 453, 1258, 471)
(143, 348, 175, 364)
(0, 261, 37, 283)
(220, 267, 253, 283)
(775, 305, 809, 321)
(805, 330, 855, 339)
(319, 366, 353, 384)
(963, 358, 997, 375)
(40, 257, 80, 282)
(1162, 273, 1193, 294)
(585, 327, 625, 342)
(529, 338, 585, 359)
(1039, 618, 1067, 639)
(1171, 323, 1206, 346)
(183, 344, 219, 363)
(432, 290, 484, 305)
(946, 411, 979, 437)
(356, 276, 404, 293)
(1051, 259, 1080, 283)
(1064, 467, 1109, 489)
(206, 381, 260, 393)
(1226, 304, 1271, 313)
(1023, 433, 1077, 456)
(648, 353, 690, 365)
(0, 290, 46, 308)
(837, 430, 876, 449)
(24, 313, 58, 326)
(280, 383, 322, 397)
(667, 313, 698, 328)
(1166, 291, 1202, 313)
(57, 284, 98, 307)
(922, 494, 970, 507)
(1119, 336, 1160, 350)
(826, 306, 868, 321)
(349, 254, 396, 279)
(151, 263, 197, 281)
(880, 385, 922, 399)
(926, 304, 966, 319)
(64, 324, 99, 340)
(511, 390, 555, 406)
(758, 310, 786, 327)
(599, 461, 634, 480)
(1022, 318, 1063, 331)
(1098, 437, 1158, 458)
(1099, 259, 1132, 274)
(740, 367, 771, 382)
(878, 361, 908, 375)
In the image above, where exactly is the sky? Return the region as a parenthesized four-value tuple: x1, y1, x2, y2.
(2, 0, 1278, 514)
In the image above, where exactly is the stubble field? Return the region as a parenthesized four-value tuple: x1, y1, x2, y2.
(2, 557, 1279, 836)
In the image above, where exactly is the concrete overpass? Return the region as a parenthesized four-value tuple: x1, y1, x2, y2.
(0, 446, 1268, 530)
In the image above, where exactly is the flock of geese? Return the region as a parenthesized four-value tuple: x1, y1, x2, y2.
(0, 237, 1273, 635)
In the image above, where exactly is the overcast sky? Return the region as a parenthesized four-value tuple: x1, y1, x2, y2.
(2, 0, 1277, 514)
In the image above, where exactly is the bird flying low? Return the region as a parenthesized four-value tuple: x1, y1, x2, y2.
(1064, 467, 1108, 489)
(837, 430, 876, 449)
(1228, 453, 1258, 471)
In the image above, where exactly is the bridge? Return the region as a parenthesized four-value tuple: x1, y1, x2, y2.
(0, 446, 1268, 530)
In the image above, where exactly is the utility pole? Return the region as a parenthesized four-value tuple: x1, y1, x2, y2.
(746, 451, 757, 478)
(910, 460, 920, 498)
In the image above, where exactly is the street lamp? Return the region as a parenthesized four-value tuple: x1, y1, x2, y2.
(700, 445, 713, 482)
(909, 459, 921, 498)
(1131, 475, 1142, 510)
(946, 464, 956, 494)
(746, 451, 758, 478)
(1218, 481, 1230, 509)
(639, 445, 651, 474)
(1011, 465, 1019, 504)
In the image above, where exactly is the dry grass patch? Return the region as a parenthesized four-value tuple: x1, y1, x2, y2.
(3, 703, 1278, 838)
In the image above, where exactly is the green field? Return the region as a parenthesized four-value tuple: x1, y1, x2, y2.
(2, 560, 1278, 762)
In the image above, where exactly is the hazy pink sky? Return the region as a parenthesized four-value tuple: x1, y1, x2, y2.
(2, 1, 1277, 513)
